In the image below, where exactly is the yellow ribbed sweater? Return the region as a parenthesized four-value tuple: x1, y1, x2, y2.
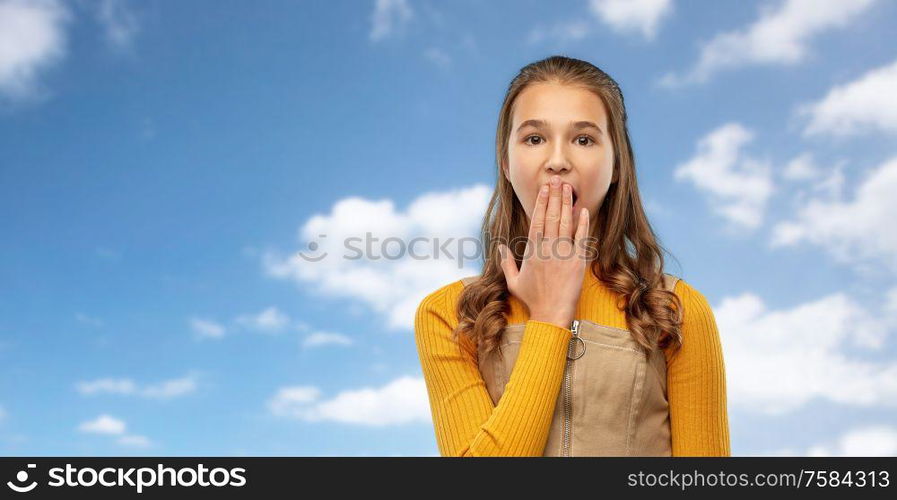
(414, 269, 731, 457)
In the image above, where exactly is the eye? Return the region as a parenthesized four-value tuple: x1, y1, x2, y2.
(523, 135, 544, 146)
(575, 135, 596, 146)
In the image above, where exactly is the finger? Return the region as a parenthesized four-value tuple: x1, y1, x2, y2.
(559, 183, 573, 241)
(574, 207, 589, 261)
(497, 243, 519, 284)
(527, 183, 549, 245)
(545, 176, 562, 239)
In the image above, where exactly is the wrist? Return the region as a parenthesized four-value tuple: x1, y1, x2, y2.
(529, 312, 574, 329)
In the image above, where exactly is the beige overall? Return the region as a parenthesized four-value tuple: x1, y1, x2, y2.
(459, 273, 680, 457)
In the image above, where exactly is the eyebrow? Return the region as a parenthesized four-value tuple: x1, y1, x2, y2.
(516, 119, 603, 135)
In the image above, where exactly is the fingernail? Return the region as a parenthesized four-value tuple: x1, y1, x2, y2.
(540, 184, 548, 195)
(550, 176, 560, 186)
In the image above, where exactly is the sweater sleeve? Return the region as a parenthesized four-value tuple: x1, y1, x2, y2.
(665, 280, 732, 456)
(414, 282, 572, 456)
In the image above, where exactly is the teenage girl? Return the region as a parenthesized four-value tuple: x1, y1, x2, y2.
(414, 55, 730, 457)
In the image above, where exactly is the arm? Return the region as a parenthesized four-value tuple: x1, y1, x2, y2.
(414, 283, 572, 456)
(665, 280, 732, 456)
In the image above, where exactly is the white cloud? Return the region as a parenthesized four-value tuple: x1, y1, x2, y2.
(527, 20, 592, 45)
(77, 414, 152, 448)
(0, 0, 69, 100)
(422, 47, 451, 69)
(76, 374, 198, 399)
(236, 306, 290, 334)
(643, 198, 669, 218)
(673, 123, 774, 229)
(302, 331, 354, 348)
(660, 0, 878, 86)
(76, 378, 136, 396)
(806, 425, 897, 456)
(528, 0, 671, 46)
(116, 434, 152, 448)
(782, 152, 820, 182)
(588, 0, 672, 40)
(781, 152, 846, 202)
(771, 156, 897, 271)
(262, 184, 489, 331)
(799, 58, 897, 137)
(716, 288, 897, 415)
(78, 414, 126, 435)
(370, 0, 413, 42)
(268, 376, 429, 426)
(95, 0, 139, 50)
(887, 288, 897, 317)
(190, 317, 225, 339)
(140, 375, 197, 399)
(75, 312, 105, 327)
(268, 386, 320, 412)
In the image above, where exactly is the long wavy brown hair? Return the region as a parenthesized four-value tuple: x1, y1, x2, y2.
(453, 55, 683, 359)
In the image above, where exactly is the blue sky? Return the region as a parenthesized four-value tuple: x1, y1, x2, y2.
(1, 0, 896, 456)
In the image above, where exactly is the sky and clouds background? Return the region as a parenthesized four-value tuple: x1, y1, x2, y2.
(1, 0, 896, 456)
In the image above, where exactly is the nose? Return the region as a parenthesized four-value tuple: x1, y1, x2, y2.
(544, 140, 572, 174)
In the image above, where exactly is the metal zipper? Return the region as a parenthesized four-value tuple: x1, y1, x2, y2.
(562, 319, 584, 457)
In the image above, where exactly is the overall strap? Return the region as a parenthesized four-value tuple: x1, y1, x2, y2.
(460, 275, 479, 287)
(662, 273, 680, 293)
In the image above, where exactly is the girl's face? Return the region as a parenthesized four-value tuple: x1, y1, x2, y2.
(505, 81, 615, 231)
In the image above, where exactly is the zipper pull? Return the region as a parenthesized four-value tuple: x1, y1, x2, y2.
(567, 319, 585, 360)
